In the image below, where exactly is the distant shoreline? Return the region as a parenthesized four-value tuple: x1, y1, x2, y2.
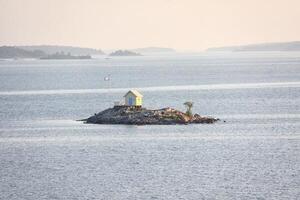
(207, 41, 300, 52)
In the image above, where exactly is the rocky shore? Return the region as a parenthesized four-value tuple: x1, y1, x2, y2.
(83, 106, 219, 125)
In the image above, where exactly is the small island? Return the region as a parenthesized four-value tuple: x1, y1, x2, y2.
(82, 90, 219, 125)
(109, 50, 142, 56)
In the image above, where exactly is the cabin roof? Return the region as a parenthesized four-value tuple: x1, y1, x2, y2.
(124, 90, 143, 97)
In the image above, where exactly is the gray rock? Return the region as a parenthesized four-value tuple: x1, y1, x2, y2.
(83, 106, 219, 125)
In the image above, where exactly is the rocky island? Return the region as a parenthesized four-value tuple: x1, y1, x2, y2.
(82, 90, 219, 125)
(83, 106, 219, 125)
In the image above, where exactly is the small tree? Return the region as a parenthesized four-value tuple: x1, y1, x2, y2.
(184, 101, 193, 117)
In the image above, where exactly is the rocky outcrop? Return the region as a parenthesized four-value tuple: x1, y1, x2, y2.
(83, 106, 219, 125)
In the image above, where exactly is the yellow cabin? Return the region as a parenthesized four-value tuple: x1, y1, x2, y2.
(124, 90, 143, 106)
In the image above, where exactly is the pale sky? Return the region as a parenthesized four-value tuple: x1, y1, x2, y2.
(0, 0, 300, 51)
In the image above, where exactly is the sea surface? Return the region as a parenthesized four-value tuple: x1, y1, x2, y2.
(0, 52, 300, 200)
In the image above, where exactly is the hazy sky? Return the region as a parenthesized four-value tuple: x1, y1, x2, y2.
(0, 0, 300, 50)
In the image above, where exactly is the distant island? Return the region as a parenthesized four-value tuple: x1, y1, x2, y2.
(40, 52, 91, 60)
(0, 46, 92, 59)
(131, 47, 176, 54)
(0, 46, 46, 58)
(109, 50, 142, 56)
(207, 41, 300, 52)
(17, 45, 104, 55)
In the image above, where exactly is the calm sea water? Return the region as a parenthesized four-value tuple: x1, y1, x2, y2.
(0, 52, 300, 199)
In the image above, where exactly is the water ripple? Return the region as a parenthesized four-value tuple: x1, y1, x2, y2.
(0, 81, 299, 96)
